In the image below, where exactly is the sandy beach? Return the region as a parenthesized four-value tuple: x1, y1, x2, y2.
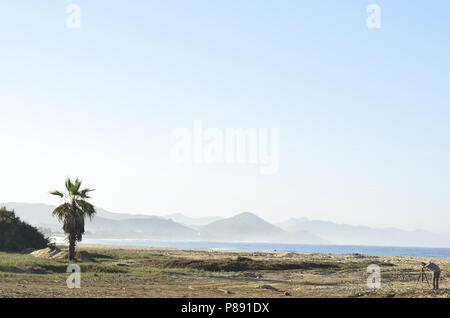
(0, 243, 448, 298)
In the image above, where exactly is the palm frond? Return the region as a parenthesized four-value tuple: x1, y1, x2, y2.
(50, 190, 64, 198)
(73, 178, 82, 195)
(65, 178, 73, 193)
(51, 203, 71, 222)
(76, 199, 96, 219)
(79, 188, 95, 199)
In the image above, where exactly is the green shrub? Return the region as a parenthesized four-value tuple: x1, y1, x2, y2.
(0, 207, 49, 252)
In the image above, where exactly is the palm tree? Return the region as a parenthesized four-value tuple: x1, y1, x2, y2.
(50, 178, 96, 260)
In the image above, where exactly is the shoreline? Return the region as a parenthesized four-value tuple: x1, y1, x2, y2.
(51, 239, 450, 258)
(72, 243, 448, 263)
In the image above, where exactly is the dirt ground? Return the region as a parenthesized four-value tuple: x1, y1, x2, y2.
(0, 243, 448, 298)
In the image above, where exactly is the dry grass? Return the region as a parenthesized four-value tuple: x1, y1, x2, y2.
(0, 243, 448, 298)
(141, 256, 341, 272)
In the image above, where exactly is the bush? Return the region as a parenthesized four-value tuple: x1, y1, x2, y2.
(0, 207, 49, 252)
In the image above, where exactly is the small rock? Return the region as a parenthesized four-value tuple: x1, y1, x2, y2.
(240, 272, 264, 279)
(258, 285, 279, 291)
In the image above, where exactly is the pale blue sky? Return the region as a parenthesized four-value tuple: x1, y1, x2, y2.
(1, 1, 449, 233)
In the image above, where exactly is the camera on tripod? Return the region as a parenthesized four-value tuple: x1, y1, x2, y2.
(416, 262, 430, 289)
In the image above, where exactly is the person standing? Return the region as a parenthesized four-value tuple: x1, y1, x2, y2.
(422, 261, 441, 290)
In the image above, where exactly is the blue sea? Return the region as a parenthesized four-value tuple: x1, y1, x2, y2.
(53, 237, 450, 258)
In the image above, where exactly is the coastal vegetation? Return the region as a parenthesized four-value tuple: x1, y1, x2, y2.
(0, 207, 48, 252)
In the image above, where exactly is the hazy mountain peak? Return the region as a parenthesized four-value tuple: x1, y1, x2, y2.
(199, 212, 326, 244)
(231, 212, 262, 219)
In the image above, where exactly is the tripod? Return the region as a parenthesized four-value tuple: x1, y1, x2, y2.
(415, 268, 430, 289)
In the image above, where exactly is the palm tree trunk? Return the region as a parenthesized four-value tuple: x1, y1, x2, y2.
(68, 233, 76, 261)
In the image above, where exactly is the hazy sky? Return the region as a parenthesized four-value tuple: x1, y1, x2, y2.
(1, 1, 449, 233)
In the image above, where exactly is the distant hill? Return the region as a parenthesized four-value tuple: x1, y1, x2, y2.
(94, 208, 161, 221)
(165, 213, 222, 227)
(199, 212, 326, 244)
(86, 216, 199, 240)
(200, 212, 285, 239)
(277, 218, 450, 248)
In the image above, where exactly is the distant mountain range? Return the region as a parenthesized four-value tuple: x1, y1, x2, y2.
(1, 202, 449, 247)
(277, 218, 450, 248)
(165, 213, 222, 227)
(86, 216, 199, 240)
